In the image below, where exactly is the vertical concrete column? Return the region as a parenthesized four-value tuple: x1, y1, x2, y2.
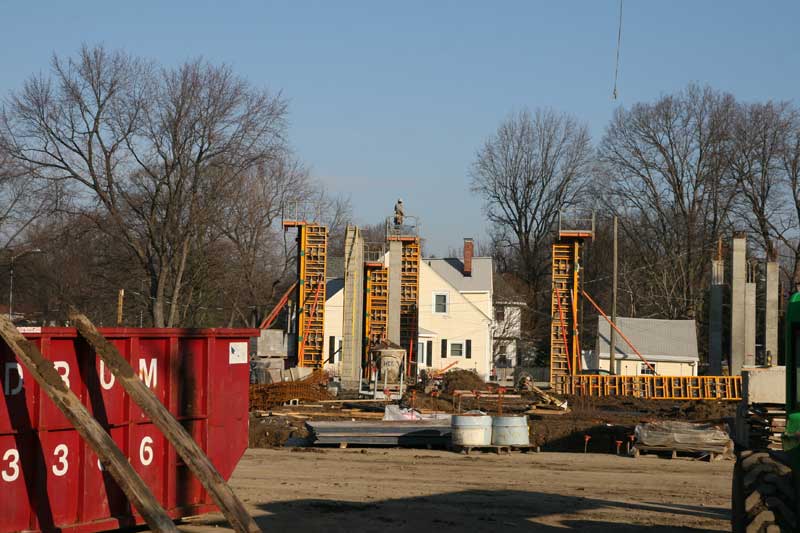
(730, 236, 746, 374)
(709, 259, 724, 375)
(745, 274, 757, 368)
(765, 261, 779, 365)
(387, 240, 402, 345)
(341, 226, 364, 391)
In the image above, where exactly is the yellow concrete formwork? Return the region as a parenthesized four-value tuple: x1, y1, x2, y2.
(364, 263, 388, 372)
(569, 375, 742, 401)
(284, 221, 327, 368)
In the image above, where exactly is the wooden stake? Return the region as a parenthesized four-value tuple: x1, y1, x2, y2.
(117, 289, 125, 326)
(0, 315, 177, 532)
(70, 310, 261, 533)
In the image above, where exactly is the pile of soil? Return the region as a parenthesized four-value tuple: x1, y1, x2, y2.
(562, 395, 736, 421)
(402, 392, 454, 412)
(249, 413, 310, 448)
(441, 369, 489, 394)
(529, 396, 736, 452)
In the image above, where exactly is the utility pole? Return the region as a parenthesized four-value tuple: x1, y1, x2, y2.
(609, 216, 618, 374)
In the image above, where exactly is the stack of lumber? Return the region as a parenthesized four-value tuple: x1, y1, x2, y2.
(307, 420, 452, 447)
(747, 403, 786, 450)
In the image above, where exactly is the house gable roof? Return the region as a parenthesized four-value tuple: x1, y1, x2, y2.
(424, 256, 492, 293)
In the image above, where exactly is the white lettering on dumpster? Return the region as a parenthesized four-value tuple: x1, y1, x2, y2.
(4, 363, 23, 396)
(99, 360, 115, 390)
(138, 358, 157, 388)
(52, 444, 68, 477)
(139, 436, 154, 466)
(53, 361, 70, 388)
(1, 449, 20, 482)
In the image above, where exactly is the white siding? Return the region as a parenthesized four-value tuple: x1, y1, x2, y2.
(418, 261, 492, 379)
(597, 358, 698, 376)
(323, 287, 344, 375)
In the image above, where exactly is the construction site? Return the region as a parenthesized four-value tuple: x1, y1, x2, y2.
(4, 5, 800, 532)
(1, 199, 780, 532)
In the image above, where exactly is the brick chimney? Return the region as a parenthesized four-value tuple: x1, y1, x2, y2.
(463, 238, 474, 276)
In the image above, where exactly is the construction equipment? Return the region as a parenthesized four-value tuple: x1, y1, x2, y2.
(283, 219, 328, 368)
(360, 343, 407, 400)
(549, 213, 594, 393)
(731, 292, 800, 532)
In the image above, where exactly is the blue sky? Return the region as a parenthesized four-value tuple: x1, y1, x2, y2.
(2, 2, 798, 255)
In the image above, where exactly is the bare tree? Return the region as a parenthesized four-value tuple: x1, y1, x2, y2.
(1, 45, 288, 326)
(596, 84, 736, 319)
(470, 108, 592, 285)
(729, 101, 794, 260)
(0, 147, 54, 251)
(778, 111, 800, 286)
(218, 154, 311, 326)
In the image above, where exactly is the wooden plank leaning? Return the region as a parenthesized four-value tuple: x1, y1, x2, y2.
(0, 315, 177, 532)
(70, 310, 261, 533)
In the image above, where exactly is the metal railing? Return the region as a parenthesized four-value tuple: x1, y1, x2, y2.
(363, 242, 386, 262)
(569, 374, 742, 401)
(385, 215, 420, 239)
(557, 210, 595, 238)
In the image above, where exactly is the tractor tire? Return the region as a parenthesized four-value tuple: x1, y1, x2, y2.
(733, 450, 797, 532)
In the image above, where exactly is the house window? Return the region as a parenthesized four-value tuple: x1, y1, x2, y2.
(495, 306, 505, 322)
(640, 363, 656, 375)
(451, 342, 464, 357)
(433, 292, 449, 314)
(426, 340, 433, 367)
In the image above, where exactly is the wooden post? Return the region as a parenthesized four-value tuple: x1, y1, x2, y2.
(117, 289, 125, 326)
(70, 310, 261, 533)
(0, 315, 177, 532)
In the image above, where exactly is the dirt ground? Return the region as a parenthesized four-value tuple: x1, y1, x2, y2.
(174, 448, 733, 532)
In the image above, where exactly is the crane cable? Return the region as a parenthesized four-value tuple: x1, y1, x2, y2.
(612, 0, 623, 99)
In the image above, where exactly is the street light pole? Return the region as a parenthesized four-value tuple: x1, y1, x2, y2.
(8, 248, 42, 320)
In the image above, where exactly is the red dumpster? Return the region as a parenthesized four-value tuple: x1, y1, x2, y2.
(0, 327, 256, 532)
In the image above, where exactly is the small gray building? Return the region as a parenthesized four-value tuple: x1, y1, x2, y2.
(585, 317, 699, 376)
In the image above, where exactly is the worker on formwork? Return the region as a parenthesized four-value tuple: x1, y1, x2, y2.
(394, 198, 404, 226)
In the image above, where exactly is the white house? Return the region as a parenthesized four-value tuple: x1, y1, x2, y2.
(492, 297, 525, 381)
(323, 239, 494, 380)
(588, 317, 700, 376)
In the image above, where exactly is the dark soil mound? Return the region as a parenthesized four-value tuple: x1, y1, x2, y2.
(249, 413, 311, 448)
(441, 369, 487, 394)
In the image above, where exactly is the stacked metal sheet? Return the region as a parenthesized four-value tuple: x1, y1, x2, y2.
(747, 403, 786, 450)
(307, 420, 452, 447)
